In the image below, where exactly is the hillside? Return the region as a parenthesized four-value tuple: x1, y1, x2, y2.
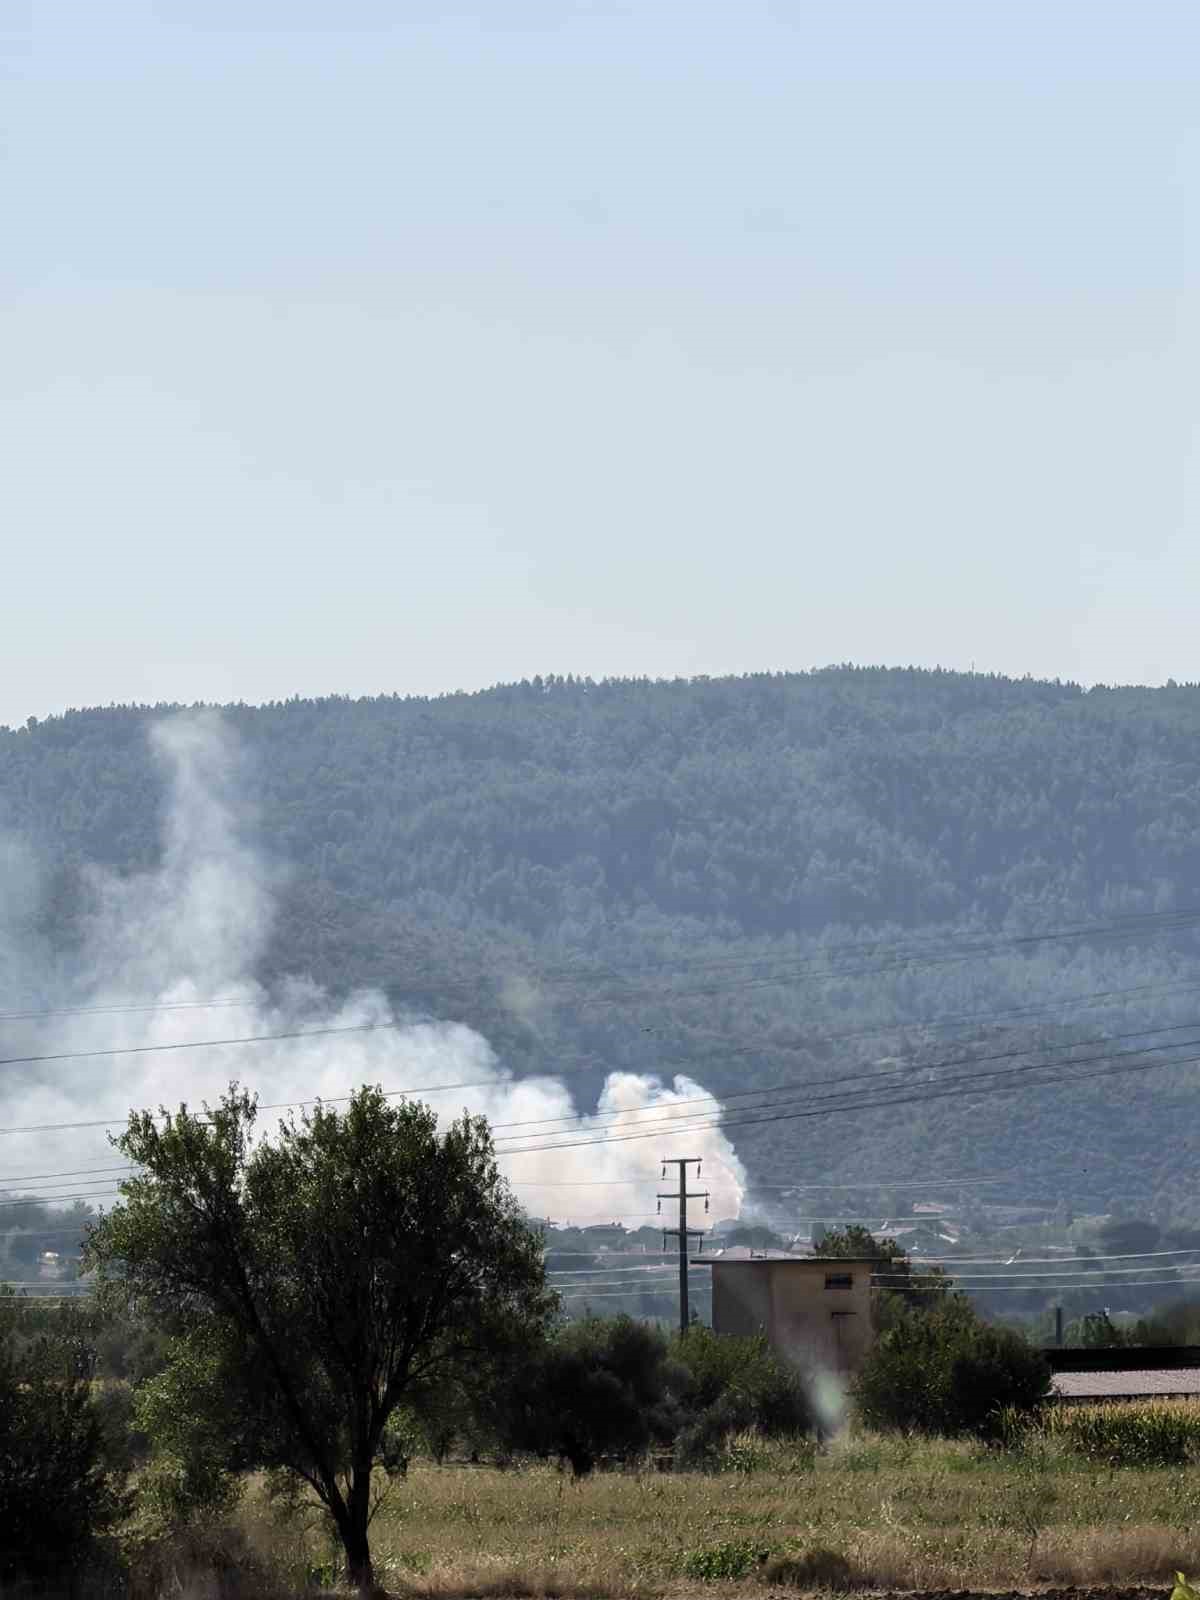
(4, 667, 1200, 1226)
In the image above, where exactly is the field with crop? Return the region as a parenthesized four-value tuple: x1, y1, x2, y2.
(195, 1418, 1200, 1598)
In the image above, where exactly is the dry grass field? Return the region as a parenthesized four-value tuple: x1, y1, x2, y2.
(215, 1418, 1200, 1597)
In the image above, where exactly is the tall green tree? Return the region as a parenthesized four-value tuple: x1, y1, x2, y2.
(819, 1223, 949, 1318)
(86, 1085, 553, 1591)
(854, 1296, 1051, 1438)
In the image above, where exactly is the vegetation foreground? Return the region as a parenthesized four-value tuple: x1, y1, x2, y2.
(8, 1085, 1200, 1597)
(142, 1423, 1200, 1598)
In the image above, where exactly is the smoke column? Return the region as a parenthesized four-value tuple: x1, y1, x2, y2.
(0, 714, 745, 1224)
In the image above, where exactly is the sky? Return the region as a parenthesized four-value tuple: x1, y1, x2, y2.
(3, 0, 1197, 729)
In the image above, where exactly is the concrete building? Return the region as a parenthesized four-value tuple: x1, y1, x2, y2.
(703, 1250, 878, 1374)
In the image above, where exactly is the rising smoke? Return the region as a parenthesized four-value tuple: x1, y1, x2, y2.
(0, 714, 745, 1223)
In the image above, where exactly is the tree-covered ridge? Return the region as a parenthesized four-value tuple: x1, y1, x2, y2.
(8, 668, 1200, 939)
(5, 667, 1200, 1220)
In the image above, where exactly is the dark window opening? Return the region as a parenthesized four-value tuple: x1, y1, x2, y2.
(824, 1272, 854, 1290)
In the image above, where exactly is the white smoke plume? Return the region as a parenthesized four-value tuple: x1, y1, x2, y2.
(0, 714, 745, 1225)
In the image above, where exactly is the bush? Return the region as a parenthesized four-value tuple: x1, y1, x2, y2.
(0, 1299, 128, 1582)
(498, 1318, 816, 1474)
(670, 1326, 813, 1436)
(681, 1538, 774, 1580)
(131, 1334, 244, 1528)
(854, 1297, 1050, 1439)
(498, 1316, 684, 1475)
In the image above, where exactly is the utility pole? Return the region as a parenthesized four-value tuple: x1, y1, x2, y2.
(659, 1157, 709, 1336)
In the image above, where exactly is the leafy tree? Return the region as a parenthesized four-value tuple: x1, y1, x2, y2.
(668, 1326, 812, 1463)
(0, 1295, 127, 1583)
(854, 1297, 1050, 1438)
(818, 1223, 948, 1320)
(817, 1224, 893, 1260)
(86, 1085, 552, 1591)
(497, 1315, 684, 1476)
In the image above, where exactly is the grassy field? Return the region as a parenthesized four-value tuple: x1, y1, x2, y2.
(220, 1416, 1200, 1596)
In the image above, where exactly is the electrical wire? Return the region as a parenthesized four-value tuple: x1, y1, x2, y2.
(493, 1023, 1200, 1150)
(0, 997, 255, 1023)
(486, 1016, 1200, 1140)
(909, 1247, 1200, 1266)
(0, 1191, 120, 1211)
(7, 962, 1200, 1140)
(496, 1037, 1200, 1157)
(878, 1262, 1200, 1282)
(5, 908, 1200, 1075)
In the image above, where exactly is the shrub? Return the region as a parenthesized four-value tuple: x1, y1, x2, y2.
(855, 1297, 1050, 1439)
(0, 1299, 127, 1582)
(681, 1538, 774, 1580)
(498, 1315, 684, 1475)
(670, 1326, 812, 1437)
(131, 1333, 244, 1528)
(499, 1319, 815, 1474)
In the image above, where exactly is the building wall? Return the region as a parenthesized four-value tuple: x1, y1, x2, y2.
(768, 1262, 873, 1373)
(710, 1262, 773, 1338)
(711, 1261, 875, 1374)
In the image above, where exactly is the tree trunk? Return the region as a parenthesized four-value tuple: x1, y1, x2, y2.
(341, 1526, 374, 1594)
(334, 1498, 375, 1594)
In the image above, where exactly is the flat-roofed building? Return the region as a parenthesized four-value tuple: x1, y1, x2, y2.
(700, 1250, 878, 1374)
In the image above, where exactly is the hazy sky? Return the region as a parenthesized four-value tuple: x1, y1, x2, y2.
(4, 1, 1197, 728)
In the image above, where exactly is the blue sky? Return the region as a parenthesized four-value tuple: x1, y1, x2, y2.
(4, 1, 1196, 725)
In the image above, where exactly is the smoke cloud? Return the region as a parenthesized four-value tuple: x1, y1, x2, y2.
(0, 714, 745, 1224)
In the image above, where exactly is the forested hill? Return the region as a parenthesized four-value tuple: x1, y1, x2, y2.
(5, 667, 1200, 1221)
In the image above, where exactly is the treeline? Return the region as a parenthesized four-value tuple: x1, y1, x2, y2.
(6, 669, 1200, 1219)
(0, 1094, 1052, 1594)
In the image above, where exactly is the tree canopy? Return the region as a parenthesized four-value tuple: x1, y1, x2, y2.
(85, 1086, 552, 1590)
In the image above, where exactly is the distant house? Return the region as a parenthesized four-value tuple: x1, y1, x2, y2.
(697, 1250, 878, 1374)
(578, 1223, 627, 1245)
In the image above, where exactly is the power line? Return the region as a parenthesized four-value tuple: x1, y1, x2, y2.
(547, 1265, 681, 1276)
(5, 908, 1200, 1075)
(494, 1023, 1200, 1151)
(550, 1276, 678, 1289)
(7, 964, 1200, 1140)
(879, 1261, 1200, 1283)
(487, 1015, 1200, 1140)
(496, 1035, 1200, 1157)
(0, 1164, 137, 1186)
(556, 1288, 693, 1301)
(912, 1247, 1200, 1266)
(0, 1017, 418, 1071)
(0, 997, 254, 1023)
(902, 1280, 1200, 1292)
(0, 1191, 119, 1211)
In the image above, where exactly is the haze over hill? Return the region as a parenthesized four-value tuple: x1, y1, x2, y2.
(3, 666, 1200, 1229)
